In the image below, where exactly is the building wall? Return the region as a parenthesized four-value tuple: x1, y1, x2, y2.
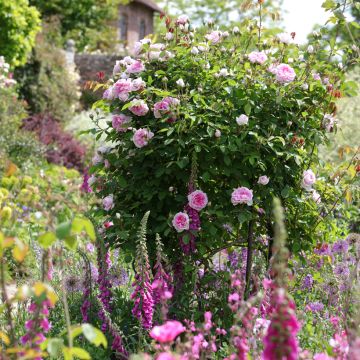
(118, 3, 155, 53)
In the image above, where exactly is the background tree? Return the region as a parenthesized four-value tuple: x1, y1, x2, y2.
(0, 0, 41, 66)
(29, 0, 129, 51)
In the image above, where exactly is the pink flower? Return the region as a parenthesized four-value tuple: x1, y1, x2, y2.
(172, 212, 190, 232)
(314, 353, 333, 360)
(154, 97, 180, 119)
(86, 243, 95, 253)
(236, 114, 248, 126)
(129, 99, 149, 116)
(274, 64, 296, 83)
(231, 187, 253, 206)
(157, 353, 177, 360)
(258, 176, 270, 185)
(112, 114, 132, 132)
(312, 190, 321, 203)
(150, 320, 186, 343)
(132, 128, 154, 148)
(205, 31, 222, 44)
(103, 195, 114, 211)
(126, 60, 145, 74)
(176, 15, 189, 25)
(131, 77, 146, 91)
(40, 318, 51, 332)
(113, 78, 133, 101)
(248, 51, 268, 64)
(188, 190, 208, 211)
(301, 169, 316, 190)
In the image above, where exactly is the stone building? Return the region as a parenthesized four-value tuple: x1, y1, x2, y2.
(118, 0, 162, 52)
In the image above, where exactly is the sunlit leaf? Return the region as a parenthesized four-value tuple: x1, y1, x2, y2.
(38, 232, 56, 249)
(82, 324, 107, 348)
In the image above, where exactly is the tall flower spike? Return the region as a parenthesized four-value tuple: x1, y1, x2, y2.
(152, 234, 173, 320)
(131, 211, 154, 329)
(262, 198, 300, 360)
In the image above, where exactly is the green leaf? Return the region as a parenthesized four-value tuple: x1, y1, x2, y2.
(82, 324, 107, 348)
(47, 338, 64, 357)
(238, 210, 254, 224)
(71, 347, 91, 359)
(56, 221, 72, 240)
(64, 236, 78, 251)
(38, 232, 57, 249)
(244, 103, 251, 115)
(71, 217, 96, 241)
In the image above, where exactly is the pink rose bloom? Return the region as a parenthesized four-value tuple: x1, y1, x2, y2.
(176, 15, 189, 25)
(188, 190, 208, 211)
(103, 195, 114, 211)
(154, 97, 180, 119)
(157, 353, 177, 360)
(150, 320, 186, 343)
(258, 176, 270, 185)
(112, 114, 132, 132)
(113, 78, 133, 101)
(131, 77, 146, 91)
(103, 86, 115, 100)
(275, 63, 296, 83)
(231, 187, 253, 206)
(268, 63, 278, 74)
(236, 114, 249, 126)
(126, 60, 145, 74)
(248, 51, 268, 65)
(314, 354, 333, 360)
(205, 31, 222, 44)
(129, 99, 149, 116)
(301, 169, 316, 190)
(312, 190, 321, 203)
(132, 128, 154, 148)
(172, 212, 190, 232)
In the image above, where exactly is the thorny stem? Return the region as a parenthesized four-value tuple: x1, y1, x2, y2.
(0, 257, 15, 347)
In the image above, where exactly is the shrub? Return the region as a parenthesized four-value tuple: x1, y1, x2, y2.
(0, 0, 41, 66)
(0, 58, 45, 168)
(14, 31, 80, 123)
(22, 113, 86, 171)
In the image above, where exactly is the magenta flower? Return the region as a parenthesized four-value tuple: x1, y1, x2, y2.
(248, 51, 268, 64)
(274, 63, 296, 83)
(231, 187, 253, 206)
(262, 290, 300, 360)
(150, 320, 186, 343)
(112, 114, 132, 132)
(129, 99, 149, 116)
(132, 128, 154, 148)
(157, 353, 177, 360)
(172, 212, 190, 232)
(187, 190, 208, 211)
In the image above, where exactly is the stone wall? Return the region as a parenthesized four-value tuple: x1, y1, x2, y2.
(74, 53, 122, 85)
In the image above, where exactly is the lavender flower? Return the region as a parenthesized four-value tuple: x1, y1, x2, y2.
(334, 264, 350, 277)
(332, 240, 349, 254)
(302, 274, 313, 289)
(308, 302, 324, 312)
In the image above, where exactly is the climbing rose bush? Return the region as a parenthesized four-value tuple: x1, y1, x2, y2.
(89, 12, 355, 318)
